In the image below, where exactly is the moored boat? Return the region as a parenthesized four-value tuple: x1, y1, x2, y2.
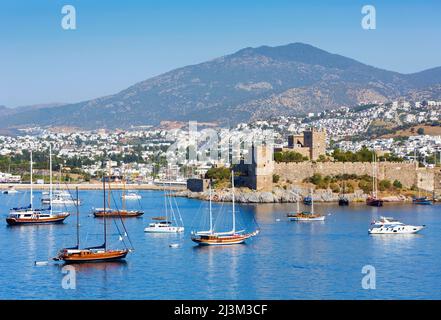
(338, 197, 349, 206)
(6, 147, 70, 226)
(191, 171, 259, 246)
(144, 166, 184, 233)
(55, 184, 132, 263)
(412, 196, 432, 205)
(93, 208, 144, 217)
(93, 176, 144, 218)
(287, 189, 325, 221)
(368, 216, 425, 234)
(366, 153, 383, 207)
(2, 186, 18, 195)
(366, 197, 384, 207)
(122, 192, 142, 200)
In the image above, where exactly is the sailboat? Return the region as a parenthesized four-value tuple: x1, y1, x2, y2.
(6, 147, 70, 225)
(93, 175, 144, 218)
(287, 189, 325, 221)
(412, 185, 433, 205)
(191, 171, 259, 245)
(366, 152, 384, 207)
(144, 168, 184, 233)
(41, 165, 80, 205)
(338, 181, 349, 206)
(54, 184, 132, 263)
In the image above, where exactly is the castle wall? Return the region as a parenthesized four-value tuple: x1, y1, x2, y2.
(274, 161, 429, 189)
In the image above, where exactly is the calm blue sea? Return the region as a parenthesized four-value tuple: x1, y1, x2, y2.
(0, 189, 440, 300)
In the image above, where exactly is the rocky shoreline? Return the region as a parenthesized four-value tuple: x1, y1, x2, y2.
(173, 187, 411, 203)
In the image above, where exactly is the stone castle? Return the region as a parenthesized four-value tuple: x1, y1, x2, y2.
(234, 129, 441, 194)
(187, 128, 441, 195)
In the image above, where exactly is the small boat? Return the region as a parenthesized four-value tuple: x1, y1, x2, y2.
(412, 196, 432, 205)
(288, 190, 326, 221)
(191, 171, 259, 245)
(41, 167, 81, 205)
(366, 196, 383, 207)
(303, 196, 312, 205)
(368, 216, 425, 234)
(2, 186, 18, 195)
(338, 176, 349, 206)
(42, 194, 81, 205)
(6, 148, 70, 226)
(144, 219, 184, 233)
(338, 197, 349, 206)
(54, 184, 132, 263)
(121, 192, 142, 200)
(144, 167, 184, 233)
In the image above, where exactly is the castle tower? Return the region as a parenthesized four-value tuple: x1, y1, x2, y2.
(303, 128, 326, 160)
(249, 144, 274, 191)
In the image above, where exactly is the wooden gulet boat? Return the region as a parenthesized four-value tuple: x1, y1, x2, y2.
(366, 153, 384, 207)
(55, 184, 132, 263)
(93, 176, 144, 218)
(191, 172, 259, 246)
(6, 147, 70, 226)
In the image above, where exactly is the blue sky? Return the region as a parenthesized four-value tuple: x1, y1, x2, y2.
(1, 0, 440, 107)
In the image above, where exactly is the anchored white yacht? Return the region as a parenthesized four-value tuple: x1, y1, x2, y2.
(2, 186, 18, 194)
(368, 216, 425, 234)
(144, 166, 184, 233)
(122, 192, 142, 200)
(144, 218, 184, 233)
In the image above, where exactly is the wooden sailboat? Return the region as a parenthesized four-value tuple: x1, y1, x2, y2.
(93, 175, 143, 218)
(191, 171, 259, 245)
(287, 189, 325, 221)
(6, 147, 70, 225)
(366, 153, 384, 207)
(55, 184, 131, 263)
(338, 180, 349, 206)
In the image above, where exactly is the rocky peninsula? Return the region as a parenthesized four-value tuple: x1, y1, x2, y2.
(173, 187, 411, 203)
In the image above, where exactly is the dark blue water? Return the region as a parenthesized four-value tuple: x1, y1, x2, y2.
(0, 189, 440, 300)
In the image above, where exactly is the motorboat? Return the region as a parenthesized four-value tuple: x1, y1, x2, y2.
(368, 216, 425, 234)
(2, 186, 18, 195)
(144, 219, 184, 233)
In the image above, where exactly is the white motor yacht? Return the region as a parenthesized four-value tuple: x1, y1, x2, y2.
(122, 192, 142, 200)
(368, 216, 425, 234)
(144, 220, 184, 233)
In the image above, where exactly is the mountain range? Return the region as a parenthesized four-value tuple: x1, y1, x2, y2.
(2, 43, 441, 129)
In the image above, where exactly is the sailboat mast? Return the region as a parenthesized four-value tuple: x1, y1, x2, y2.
(76, 187, 80, 248)
(297, 193, 300, 213)
(231, 170, 235, 233)
(103, 174, 107, 250)
(209, 182, 213, 233)
(30, 150, 33, 210)
(49, 144, 53, 214)
(311, 189, 314, 214)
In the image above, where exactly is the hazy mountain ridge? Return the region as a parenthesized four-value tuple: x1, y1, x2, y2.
(2, 43, 441, 129)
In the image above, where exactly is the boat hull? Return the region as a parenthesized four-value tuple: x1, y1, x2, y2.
(366, 198, 383, 207)
(58, 249, 129, 263)
(93, 210, 144, 218)
(338, 198, 349, 206)
(368, 225, 425, 234)
(288, 216, 326, 221)
(191, 231, 258, 246)
(144, 226, 184, 233)
(6, 214, 69, 226)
